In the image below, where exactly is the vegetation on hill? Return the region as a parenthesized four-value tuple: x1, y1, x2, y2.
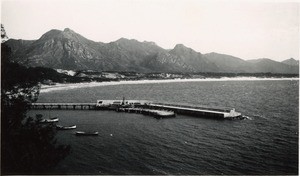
(1, 43, 70, 174)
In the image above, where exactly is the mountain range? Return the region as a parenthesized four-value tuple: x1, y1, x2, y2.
(3, 28, 299, 74)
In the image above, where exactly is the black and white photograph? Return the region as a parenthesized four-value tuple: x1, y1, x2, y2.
(1, 0, 299, 175)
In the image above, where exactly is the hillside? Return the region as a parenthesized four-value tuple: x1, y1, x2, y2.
(204, 52, 255, 73)
(281, 58, 299, 66)
(247, 58, 299, 74)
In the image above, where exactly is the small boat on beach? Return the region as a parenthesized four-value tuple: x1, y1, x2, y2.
(56, 125, 77, 130)
(75, 131, 99, 136)
(39, 117, 59, 123)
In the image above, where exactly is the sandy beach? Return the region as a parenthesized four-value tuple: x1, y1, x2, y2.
(40, 77, 299, 93)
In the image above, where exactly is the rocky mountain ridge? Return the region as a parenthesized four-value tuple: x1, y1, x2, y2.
(4, 28, 299, 74)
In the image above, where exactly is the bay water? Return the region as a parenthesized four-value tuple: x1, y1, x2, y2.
(28, 79, 299, 174)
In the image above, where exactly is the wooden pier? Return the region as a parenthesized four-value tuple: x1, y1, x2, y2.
(30, 103, 96, 110)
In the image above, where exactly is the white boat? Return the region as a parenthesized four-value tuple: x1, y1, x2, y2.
(154, 110, 176, 118)
(39, 117, 59, 123)
(75, 131, 99, 136)
(56, 125, 76, 130)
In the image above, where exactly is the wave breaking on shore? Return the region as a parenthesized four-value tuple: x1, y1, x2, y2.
(40, 77, 299, 93)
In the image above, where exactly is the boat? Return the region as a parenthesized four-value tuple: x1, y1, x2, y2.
(154, 110, 176, 118)
(75, 131, 99, 136)
(56, 125, 76, 130)
(39, 117, 59, 123)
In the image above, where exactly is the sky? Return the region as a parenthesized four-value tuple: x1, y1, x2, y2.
(1, 0, 299, 61)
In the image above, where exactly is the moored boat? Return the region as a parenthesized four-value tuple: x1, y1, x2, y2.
(75, 131, 99, 136)
(39, 117, 59, 123)
(154, 110, 176, 118)
(56, 125, 77, 130)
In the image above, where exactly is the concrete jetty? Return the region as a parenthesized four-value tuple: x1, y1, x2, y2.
(145, 103, 242, 119)
(29, 100, 243, 119)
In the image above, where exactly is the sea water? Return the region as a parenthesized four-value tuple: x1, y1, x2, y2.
(28, 79, 299, 174)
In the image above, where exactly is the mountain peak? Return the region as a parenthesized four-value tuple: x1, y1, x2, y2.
(143, 40, 156, 46)
(282, 58, 299, 66)
(171, 44, 199, 55)
(37, 28, 89, 43)
(247, 58, 274, 64)
(173, 44, 196, 52)
(39, 29, 62, 40)
(61, 28, 81, 39)
(116, 38, 139, 43)
(64, 28, 71, 31)
(116, 37, 129, 42)
(63, 28, 75, 33)
(114, 38, 144, 47)
(174, 44, 187, 49)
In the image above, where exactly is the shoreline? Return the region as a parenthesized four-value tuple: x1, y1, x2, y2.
(40, 77, 299, 93)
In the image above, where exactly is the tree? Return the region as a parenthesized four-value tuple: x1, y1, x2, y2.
(1, 34, 70, 174)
